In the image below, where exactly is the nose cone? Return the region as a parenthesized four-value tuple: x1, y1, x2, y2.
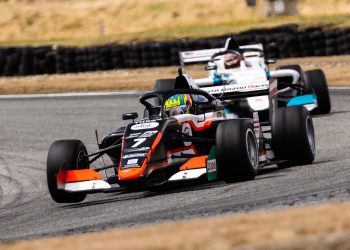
(118, 167, 146, 181)
(118, 122, 163, 181)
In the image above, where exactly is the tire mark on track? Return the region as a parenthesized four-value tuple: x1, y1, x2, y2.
(0, 154, 45, 210)
(0, 173, 25, 210)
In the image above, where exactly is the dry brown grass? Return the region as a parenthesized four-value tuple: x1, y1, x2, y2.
(0, 0, 349, 46)
(0, 55, 349, 95)
(1, 202, 350, 250)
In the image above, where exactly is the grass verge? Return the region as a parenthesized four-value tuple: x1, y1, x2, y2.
(0, 56, 349, 95)
(1, 202, 350, 250)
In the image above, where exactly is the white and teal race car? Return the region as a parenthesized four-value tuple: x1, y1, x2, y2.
(171, 36, 331, 117)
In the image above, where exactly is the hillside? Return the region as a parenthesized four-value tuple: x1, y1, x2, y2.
(0, 0, 349, 46)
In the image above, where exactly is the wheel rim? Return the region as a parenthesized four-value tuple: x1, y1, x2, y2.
(246, 129, 258, 170)
(306, 117, 315, 154)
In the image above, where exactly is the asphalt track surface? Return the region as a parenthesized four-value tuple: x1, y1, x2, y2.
(0, 90, 349, 242)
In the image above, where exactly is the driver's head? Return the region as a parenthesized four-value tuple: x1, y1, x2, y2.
(164, 94, 192, 117)
(224, 52, 241, 69)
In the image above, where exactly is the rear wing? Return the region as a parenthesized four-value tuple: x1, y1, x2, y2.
(179, 48, 224, 65)
(179, 37, 264, 65)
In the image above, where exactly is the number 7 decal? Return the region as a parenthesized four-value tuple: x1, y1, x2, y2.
(132, 138, 147, 148)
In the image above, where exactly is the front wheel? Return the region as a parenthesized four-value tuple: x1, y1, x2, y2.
(47, 140, 89, 203)
(216, 119, 259, 182)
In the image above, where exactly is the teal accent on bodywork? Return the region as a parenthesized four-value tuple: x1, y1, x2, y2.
(266, 71, 270, 79)
(213, 76, 223, 85)
(287, 94, 317, 107)
(213, 71, 223, 85)
(224, 108, 233, 115)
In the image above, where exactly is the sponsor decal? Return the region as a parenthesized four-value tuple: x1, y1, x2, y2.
(269, 79, 278, 97)
(253, 112, 261, 144)
(136, 119, 157, 123)
(126, 130, 158, 140)
(124, 147, 150, 153)
(204, 82, 269, 94)
(182, 123, 192, 146)
(131, 138, 147, 148)
(122, 153, 147, 159)
(217, 111, 223, 118)
(131, 122, 159, 131)
(206, 146, 218, 181)
(127, 159, 138, 164)
(121, 164, 140, 169)
(125, 132, 141, 139)
(139, 130, 158, 138)
(207, 159, 217, 173)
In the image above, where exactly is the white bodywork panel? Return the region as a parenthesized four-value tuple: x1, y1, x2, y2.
(173, 112, 226, 124)
(180, 48, 224, 64)
(168, 168, 207, 181)
(61, 180, 111, 192)
(194, 67, 268, 87)
(247, 96, 270, 111)
(303, 103, 318, 111)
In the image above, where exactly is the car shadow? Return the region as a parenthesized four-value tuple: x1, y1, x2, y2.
(61, 180, 229, 209)
(61, 165, 288, 209)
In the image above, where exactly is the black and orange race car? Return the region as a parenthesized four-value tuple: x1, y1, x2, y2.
(47, 70, 316, 203)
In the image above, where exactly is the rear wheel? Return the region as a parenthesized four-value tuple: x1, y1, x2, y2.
(216, 119, 259, 182)
(304, 69, 331, 115)
(47, 140, 89, 203)
(272, 106, 315, 168)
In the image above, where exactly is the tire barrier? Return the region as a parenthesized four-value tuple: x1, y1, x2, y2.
(0, 25, 349, 77)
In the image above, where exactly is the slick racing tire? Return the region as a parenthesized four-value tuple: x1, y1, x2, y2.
(216, 119, 259, 182)
(47, 140, 89, 203)
(272, 106, 315, 168)
(304, 69, 331, 115)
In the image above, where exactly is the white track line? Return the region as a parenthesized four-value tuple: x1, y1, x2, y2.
(0, 91, 146, 99)
(329, 87, 350, 90)
(0, 87, 348, 100)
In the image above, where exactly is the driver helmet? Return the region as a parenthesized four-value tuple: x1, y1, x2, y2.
(164, 94, 192, 116)
(224, 52, 241, 69)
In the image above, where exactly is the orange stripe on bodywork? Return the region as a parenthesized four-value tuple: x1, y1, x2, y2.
(118, 136, 125, 171)
(118, 132, 163, 181)
(179, 155, 208, 170)
(187, 120, 213, 132)
(56, 169, 102, 183)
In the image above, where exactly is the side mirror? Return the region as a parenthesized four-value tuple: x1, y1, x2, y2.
(122, 112, 138, 121)
(265, 58, 277, 64)
(197, 102, 217, 113)
(205, 65, 217, 71)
